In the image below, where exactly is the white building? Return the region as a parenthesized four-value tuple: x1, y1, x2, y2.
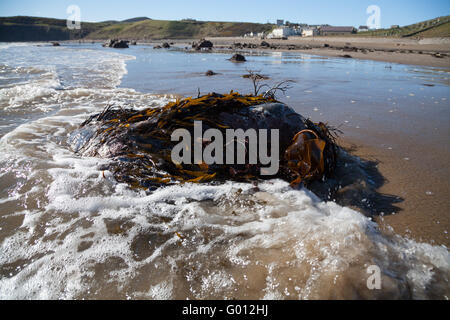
(268, 27, 297, 38)
(302, 29, 318, 37)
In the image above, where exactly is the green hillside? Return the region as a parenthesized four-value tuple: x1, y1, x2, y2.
(0, 16, 273, 41)
(82, 19, 273, 40)
(1, 15, 448, 42)
(356, 15, 450, 38)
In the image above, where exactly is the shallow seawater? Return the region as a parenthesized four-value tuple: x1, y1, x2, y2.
(0, 42, 448, 299)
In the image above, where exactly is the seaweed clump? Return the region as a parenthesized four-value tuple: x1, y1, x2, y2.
(73, 91, 338, 190)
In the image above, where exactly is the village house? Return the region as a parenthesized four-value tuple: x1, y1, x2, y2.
(358, 25, 369, 32)
(268, 26, 299, 38)
(302, 28, 319, 37)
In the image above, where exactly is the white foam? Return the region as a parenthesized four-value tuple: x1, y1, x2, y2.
(0, 95, 448, 299)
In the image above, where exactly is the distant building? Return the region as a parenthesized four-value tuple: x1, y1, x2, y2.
(319, 26, 356, 35)
(358, 25, 369, 32)
(243, 31, 267, 38)
(276, 19, 284, 26)
(268, 26, 302, 38)
(302, 28, 318, 37)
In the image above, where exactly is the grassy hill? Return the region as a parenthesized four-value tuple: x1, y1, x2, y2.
(1, 15, 449, 42)
(86, 19, 273, 40)
(356, 15, 450, 38)
(0, 16, 273, 41)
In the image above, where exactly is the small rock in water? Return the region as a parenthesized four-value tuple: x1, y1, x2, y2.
(229, 54, 246, 62)
(205, 70, 217, 76)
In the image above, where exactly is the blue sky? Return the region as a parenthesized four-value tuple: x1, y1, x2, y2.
(1, 0, 449, 28)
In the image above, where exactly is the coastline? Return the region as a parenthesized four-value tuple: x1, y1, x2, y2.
(0, 40, 449, 299)
(136, 36, 450, 68)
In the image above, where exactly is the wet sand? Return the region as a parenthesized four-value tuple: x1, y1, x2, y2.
(339, 136, 450, 247)
(148, 36, 450, 68)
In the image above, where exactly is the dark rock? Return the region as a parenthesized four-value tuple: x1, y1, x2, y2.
(242, 73, 269, 80)
(323, 43, 330, 48)
(229, 54, 246, 62)
(130, 41, 137, 45)
(340, 54, 352, 59)
(52, 42, 60, 46)
(153, 45, 162, 49)
(103, 39, 129, 49)
(193, 39, 213, 50)
(261, 41, 270, 47)
(205, 70, 217, 76)
(162, 42, 171, 48)
(343, 46, 357, 52)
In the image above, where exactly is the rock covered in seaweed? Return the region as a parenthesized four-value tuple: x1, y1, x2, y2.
(69, 92, 337, 190)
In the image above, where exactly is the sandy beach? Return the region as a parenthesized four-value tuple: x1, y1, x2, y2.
(147, 36, 450, 68)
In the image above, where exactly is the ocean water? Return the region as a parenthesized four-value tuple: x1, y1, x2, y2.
(0, 42, 448, 299)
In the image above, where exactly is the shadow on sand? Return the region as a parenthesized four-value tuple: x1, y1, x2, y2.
(309, 145, 404, 218)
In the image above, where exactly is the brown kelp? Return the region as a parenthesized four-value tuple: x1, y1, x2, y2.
(71, 92, 338, 190)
